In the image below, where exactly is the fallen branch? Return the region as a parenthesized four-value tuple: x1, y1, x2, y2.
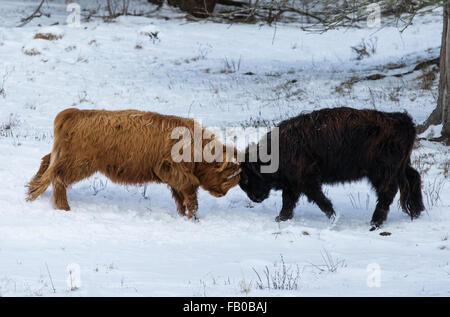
(355, 57, 439, 84)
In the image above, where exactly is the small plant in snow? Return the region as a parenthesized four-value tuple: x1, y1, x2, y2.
(22, 47, 41, 56)
(351, 38, 377, 60)
(335, 76, 359, 95)
(221, 56, 241, 74)
(144, 31, 160, 44)
(0, 113, 20, 138)
(308, 249, 346, 273)
(90, 177, 107, 195)
(412, 153, 434, 176)
(320, 249, 346, 273)
(416, 67, 438, 90)
(253, 255, 301, 290)
(197, 43, 212, 60)
(0, 67, 13, 98)
(348, 192, 371, 210)
(239, 279, 252, 295)
(442, 159, 450, 178)
(139, 25, 160, 43)
(66, 263, 81, 291)
(239, 113, 278, 128)
(45, 263, 56, 293)
(423, 176, 446, 209)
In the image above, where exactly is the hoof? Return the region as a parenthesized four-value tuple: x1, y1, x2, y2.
(53, 199, 70, 211)
(327, 213, 339, 228)
(186, 213, 199, 222)
(370, 218, 384, 231)
(370, 223, 381, 231)
(328, 213, 336, 221)
(275, 214, 293, 222)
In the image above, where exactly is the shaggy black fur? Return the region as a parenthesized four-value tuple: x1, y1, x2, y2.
(239, 107, 425, 230)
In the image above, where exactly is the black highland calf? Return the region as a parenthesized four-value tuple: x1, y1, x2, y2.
(239, 107, 425, 230)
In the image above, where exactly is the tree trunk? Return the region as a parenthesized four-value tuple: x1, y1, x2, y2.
(418, 2, 450, 139)
(442, 1, 450, 138)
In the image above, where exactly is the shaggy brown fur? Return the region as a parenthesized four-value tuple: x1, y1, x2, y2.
(26, 108, 240, 219)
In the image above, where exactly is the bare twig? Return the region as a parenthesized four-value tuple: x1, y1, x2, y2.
(45, 262, 56, 293)
(18, 0, 49, 27)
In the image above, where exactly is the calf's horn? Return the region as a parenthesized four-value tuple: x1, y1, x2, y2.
(227, 168, 242, 180)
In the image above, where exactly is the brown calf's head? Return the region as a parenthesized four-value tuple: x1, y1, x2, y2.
(196, 145, 241, 197)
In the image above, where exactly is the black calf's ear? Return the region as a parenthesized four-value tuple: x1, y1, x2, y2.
(247, 162, 265, 181)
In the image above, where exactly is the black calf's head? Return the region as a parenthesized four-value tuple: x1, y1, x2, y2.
(239, 162, 271, 203)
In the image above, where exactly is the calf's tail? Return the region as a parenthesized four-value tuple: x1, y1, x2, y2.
(398, 165, 425, 219)
(26, 153, 52, 201)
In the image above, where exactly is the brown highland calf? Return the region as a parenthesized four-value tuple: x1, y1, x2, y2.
(26, 108, 241, 219)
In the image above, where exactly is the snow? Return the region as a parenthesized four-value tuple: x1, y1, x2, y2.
(420, 124, 443, 139)
(0, 1, 449, 296)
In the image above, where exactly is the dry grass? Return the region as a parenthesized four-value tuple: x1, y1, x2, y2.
(220, 56, 241, 74)
(0, 114, 20, 138)
(140, 30, 160, 44)
(443, 160, 450, 178)
(34, 33, 63, 41)
(416, 67, 438, 90)
(307, 249, 346, 273)
(412, 152, 435, 176)
(335, 76, 359, 95)
(238, 116, 278, 128)
(253, 255, 300, 291)
(22, 47, 41, 56)
(388, 87, 401, 103)
(351, 38, 377, 60)
(423, 175, 446, 209)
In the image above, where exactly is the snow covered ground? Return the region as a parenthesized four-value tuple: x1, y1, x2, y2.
(0, 0, 449, 296)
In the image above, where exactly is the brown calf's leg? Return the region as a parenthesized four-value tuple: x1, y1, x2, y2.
(181, 185, 199, 220)
(153, 162, 200, 219)
(170, 187, 186, 216)
(51, 158, 96, 211)
(52, 178, 70, 210)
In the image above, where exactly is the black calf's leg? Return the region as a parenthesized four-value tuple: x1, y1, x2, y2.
(276, 189, 300, 222)
(370, 180, 398, 230)
(304, 185, 336, 219)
